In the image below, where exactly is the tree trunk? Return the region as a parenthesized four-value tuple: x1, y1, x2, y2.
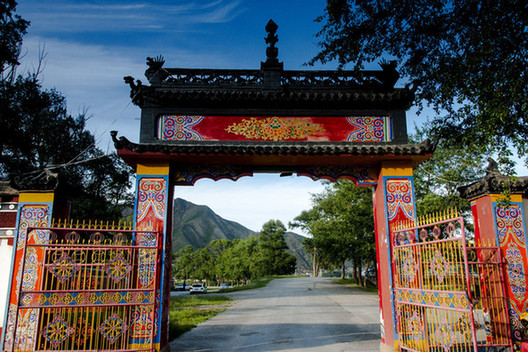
(313, 247, 317, 277)
(357, 261, 363, 286)
(341, 260, 346, 279)
(362, 262, 370, 288)
(353, 260, 361, 284)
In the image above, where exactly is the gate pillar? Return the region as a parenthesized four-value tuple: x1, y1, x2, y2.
(2, 189, 70, 350)
(132, 162, 173, 351)
(373, 161, 417, 352)
(459, 162, 528, 343)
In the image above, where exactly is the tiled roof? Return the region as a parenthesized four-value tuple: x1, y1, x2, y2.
(458, 159, 528, 199)
(112, 132, 434, 159)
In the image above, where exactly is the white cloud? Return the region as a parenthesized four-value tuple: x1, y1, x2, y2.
(19, 1, 246, 33)
(187, 0, 246, 24)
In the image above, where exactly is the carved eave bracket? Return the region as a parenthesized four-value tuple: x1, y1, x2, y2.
(458, 158, 528, 200)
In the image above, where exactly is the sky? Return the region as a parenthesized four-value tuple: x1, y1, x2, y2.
(14, 0, 527, 235)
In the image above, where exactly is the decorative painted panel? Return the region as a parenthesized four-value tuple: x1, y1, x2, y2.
(133, 175, 169, 350)
(3, 203, 51, 352)
(493, 203, 528, 341)
(173, 165, 253, 186)
(157, 115, 392, 142)
(385, 178, 416, 247)
(379, 175, 417, 346)
(396, 289, 470, 310)
(297, 165, 377, 186)
(346, 116, 391, 142)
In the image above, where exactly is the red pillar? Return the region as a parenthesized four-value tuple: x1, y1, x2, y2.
(471, 193, 528, 342)
(131, 163, 173, 352)
(374, 161, 417, 352)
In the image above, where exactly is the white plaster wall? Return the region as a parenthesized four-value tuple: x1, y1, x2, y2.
(0, 239, 13, 329)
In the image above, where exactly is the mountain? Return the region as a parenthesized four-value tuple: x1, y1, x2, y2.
(172, 198, 257, 250)
(172, 198, 312, 271)
(284, 232, 312, 271)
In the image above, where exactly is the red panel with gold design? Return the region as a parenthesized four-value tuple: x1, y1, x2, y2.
(157, 115, 392, 142)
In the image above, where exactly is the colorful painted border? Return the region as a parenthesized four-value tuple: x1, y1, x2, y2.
(396, 289, 470, 311)
(19, 291, 154, 307)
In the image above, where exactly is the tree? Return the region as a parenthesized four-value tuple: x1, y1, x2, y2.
(217, 237, 259, 284)
(256, 220, 296, 276)
(172, 245, 195, 284)
(1, 1, 29, 78)
(291, 180, 375, 284)
(411, 124, 488, 218)
(289, 209, 322, 277)
(0, 1, 134, 220)
(312, 1, 528, 166)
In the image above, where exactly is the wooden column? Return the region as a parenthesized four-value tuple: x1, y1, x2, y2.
(374, 161, 417, 352)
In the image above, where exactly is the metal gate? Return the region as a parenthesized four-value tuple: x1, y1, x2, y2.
(392, 213, 513, 352)
(8, 223, 161, 351)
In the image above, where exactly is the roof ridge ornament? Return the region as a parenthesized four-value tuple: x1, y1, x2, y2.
(261, 19, 283, 91)
(264, 19, 279, 65)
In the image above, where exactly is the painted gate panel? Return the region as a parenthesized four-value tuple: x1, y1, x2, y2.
(7, 225, 161, 352)
(393, 215, 513, 352)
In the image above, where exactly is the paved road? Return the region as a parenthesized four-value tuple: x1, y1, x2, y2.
(169, 277, 381, 352)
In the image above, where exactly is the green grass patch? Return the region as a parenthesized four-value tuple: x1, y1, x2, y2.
(332, 278, 378, 293)
(217, 276, 287, 293)
(169, 295, 232, 340)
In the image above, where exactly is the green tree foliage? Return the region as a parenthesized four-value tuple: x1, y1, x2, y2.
(312, 1, 528, 164)
(411, 125, 487, 218)
(172, 221, 296, 285)
(218, 237, 259, 283)
(0, 0, 29, 76)
(173, 245, 196, 284)
(291, 180, 375, 284)
(0, 1, 133, 220)
(256, 220, 296, 276)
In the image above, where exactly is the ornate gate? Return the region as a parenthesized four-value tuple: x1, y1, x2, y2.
(393, 213, 513, 351)
(7, 223, 161, 351)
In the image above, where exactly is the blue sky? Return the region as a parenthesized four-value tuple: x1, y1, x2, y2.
(14, 1, 526, 234)
(16, 0, 334, 234)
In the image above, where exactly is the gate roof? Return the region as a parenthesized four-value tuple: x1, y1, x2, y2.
(114, 20, 433, 181)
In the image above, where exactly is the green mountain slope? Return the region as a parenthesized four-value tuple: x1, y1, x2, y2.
(172, 198, 311, 271)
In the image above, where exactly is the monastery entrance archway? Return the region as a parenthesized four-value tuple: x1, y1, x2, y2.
(4, 20, 526, 352)
(112, 20, 434, 351)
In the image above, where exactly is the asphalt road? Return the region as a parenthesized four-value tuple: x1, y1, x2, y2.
(169, 277, 381, 352)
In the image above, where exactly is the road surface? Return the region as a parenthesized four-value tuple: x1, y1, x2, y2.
(169, 277, 381, 352)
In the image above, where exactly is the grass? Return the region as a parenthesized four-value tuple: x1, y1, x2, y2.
(216, 276, 274, 293)
(332, 278, 379, 293)
(217, 275, 302, 293)
(169, 295, 232, 340)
